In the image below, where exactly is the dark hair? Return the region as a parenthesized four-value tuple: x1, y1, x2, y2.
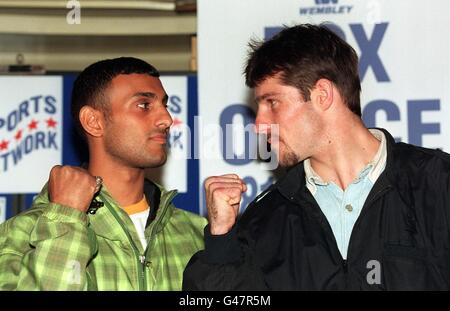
(71, 57, 160, 138)
(245, 24, 361, 117)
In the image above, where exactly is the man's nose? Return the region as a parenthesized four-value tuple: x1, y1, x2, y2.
(254, 112, 270, 134)
(156, 106, 173, 129)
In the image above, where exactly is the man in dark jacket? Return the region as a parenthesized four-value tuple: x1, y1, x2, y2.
(183, 24, 450, 290)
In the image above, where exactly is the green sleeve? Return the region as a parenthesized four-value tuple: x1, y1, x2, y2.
(0, 202, 97, 290)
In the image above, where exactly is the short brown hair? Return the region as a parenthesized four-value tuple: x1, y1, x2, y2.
(245, 24, 362, 117)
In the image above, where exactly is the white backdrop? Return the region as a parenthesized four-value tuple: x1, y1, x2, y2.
(197, 0, 450, 214)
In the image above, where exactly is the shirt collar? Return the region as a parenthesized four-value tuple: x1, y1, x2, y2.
(367, 128, 387, 183)
(304, 129, 387, 195)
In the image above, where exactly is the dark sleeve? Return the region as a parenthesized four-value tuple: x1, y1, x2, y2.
(431, 151, 450, 236)
(442, 155, 450, 236)
(182, 224, 267, 290)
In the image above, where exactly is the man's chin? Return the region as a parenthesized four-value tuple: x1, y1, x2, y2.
(139, 154, 167, 169)
(151, 156, 167, 168)
(279, 153, 301, 168)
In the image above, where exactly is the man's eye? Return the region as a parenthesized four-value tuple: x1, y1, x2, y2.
(137, 102, 150, 109)
(268, 99, 278, 107)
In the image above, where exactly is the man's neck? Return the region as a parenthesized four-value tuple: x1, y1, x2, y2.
(88, 156, 145, 207)
(309, 119, 380, 191)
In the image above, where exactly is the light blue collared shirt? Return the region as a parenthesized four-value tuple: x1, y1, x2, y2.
(304, 129, 387, 259)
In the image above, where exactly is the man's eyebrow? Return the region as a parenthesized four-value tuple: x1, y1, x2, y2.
(132, 92, 157, 99)
(255, 92, 281, 104)
(132, 92, 168, 103)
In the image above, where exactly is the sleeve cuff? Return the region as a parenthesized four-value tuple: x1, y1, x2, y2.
(202, 224, 242, 264)
(42, 202, 89, 225)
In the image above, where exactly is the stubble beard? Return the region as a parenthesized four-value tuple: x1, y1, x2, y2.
(104, 131, 168, 169)
(279, 150, 301, 168)
(277, 142, 301, 168)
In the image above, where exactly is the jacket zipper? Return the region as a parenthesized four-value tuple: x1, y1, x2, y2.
(101, 189, 177, 290)
(103, 199, 147, 291)
(346, 186, 393, 259)
(299, 195, 348, 278)
(142, 191, 177, 289)
(342, 260, 348, 272)
(343, 185, 393, 289)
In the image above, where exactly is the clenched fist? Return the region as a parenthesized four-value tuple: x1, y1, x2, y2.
(205, 174, 247, 235)
(48, 165, 101, 212)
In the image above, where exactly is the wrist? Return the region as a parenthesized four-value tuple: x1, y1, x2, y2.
(210, 223, 233, 235)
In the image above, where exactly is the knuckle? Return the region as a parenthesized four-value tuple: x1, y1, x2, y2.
(51, 164, 62, 173)
(210, 188, 220, 196)
(204, 177, 216, 188)
(211, 187, 226, 198)
(229, 188, 240, 196)
(208, 181, 221, 191)
(60, 165, 72, 174)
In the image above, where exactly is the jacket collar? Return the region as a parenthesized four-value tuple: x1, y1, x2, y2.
(90, 179, 177, 244)
(144, 179, 162, 227)
(275, 161, 307, 202)
(143, 179, 178, 233)
(376, 128, 396, 178)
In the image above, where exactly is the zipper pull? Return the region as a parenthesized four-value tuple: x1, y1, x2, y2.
(87, 198, 104, 215)
(139, 255, 146, 264)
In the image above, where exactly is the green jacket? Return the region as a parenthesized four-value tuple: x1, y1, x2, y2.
(0, 180, 207, 290)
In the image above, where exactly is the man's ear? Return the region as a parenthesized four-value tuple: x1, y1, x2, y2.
(311, 78, 334, 111)
(79, 106, 105, 138)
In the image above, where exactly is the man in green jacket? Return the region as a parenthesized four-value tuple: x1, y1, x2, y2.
(0, 57, 207, 290)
